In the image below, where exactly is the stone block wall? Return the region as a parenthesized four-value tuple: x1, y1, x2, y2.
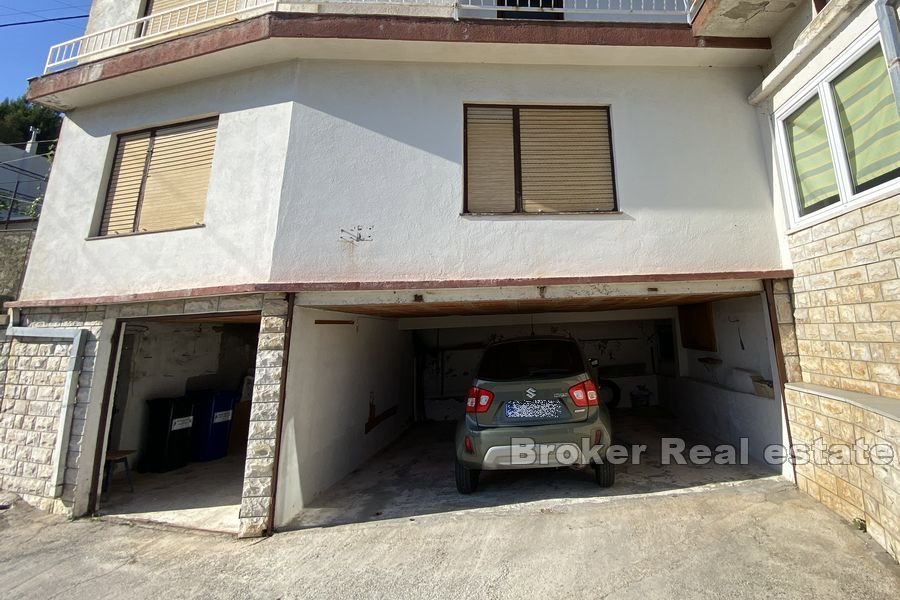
(785, 385, 900, 561)
(0, 230, 35, 301)
(0, 307, 103, 513)
(786, 195, 900, 398)
(239, 293, 290, 538)
(0, 293, 291, 538)
(771, 279, 802, 383)
(779, 194, 900, 561)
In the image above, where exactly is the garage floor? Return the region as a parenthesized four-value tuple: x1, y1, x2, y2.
(286, 408, 777, 530)
(101, 453, 245, 534)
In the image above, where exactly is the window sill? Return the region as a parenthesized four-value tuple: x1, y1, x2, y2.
(86, 224, 205, 240)
(786, 177, 900, 235)
(462, 211, 624, 217)
(785, 382, 900, 423)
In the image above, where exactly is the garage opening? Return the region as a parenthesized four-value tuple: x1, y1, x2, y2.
(97, 314, 260, 534)
(276, 290, 787, 530)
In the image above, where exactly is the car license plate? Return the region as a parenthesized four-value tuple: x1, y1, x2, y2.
(505, 399, 563, 419)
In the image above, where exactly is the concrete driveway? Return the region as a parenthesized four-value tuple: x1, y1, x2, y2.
(1, 476, 898, 599)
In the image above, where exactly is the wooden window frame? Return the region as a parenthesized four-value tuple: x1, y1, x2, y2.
(96, 116, 217, 238)
(463, 104, 619, 215)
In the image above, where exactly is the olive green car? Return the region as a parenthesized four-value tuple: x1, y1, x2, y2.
(455, 336, 614, 494)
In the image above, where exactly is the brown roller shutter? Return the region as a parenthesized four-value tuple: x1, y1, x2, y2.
(137, 119, 217, 232)
(99, 133, 151, 236)
(465, 106, 516, 213)
(144, 0, 245, 36)
(519, 107, 615, 213)
(145, 0, 199, 15)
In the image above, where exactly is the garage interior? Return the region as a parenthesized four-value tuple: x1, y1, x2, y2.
(275, 287, 787, 531)
(99, 315, 261, 534)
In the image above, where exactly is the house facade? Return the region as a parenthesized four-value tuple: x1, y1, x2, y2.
(0, 0, 896, 558)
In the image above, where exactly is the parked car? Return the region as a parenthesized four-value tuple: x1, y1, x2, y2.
(455, 336, 614, 493)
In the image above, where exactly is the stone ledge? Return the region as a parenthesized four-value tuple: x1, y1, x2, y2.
(749, 0, 868, 104)
(786, 382, 900, 422)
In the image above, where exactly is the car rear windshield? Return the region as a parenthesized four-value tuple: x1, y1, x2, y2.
(477, 340, 584, 381)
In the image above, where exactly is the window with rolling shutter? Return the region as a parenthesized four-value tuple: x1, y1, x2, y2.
(98, 118, 217, 237)
(464, 105, 617, 214)
(145, 0, 209, 15)
(465, 107, 516, 213)
(143, 0, 245, 36)
(100, 133, 151, 235)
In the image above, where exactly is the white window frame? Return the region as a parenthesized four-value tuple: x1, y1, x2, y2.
(775, 24, 900, 230)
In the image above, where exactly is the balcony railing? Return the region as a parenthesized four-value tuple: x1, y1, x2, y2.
(44, 0, 689, 73)
(45, 0, 277, 73)
(460, 0, 687, 19)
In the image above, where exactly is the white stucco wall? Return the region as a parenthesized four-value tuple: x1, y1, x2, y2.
(683, 295, 774, 392)
(271, 60, 783, 284)
(665, 295, 786, 470)
(85, 0, 145, 35)
(274, 307, 414, 529)
(661, 377, 783, 468)
(768, 1, 815, 70)
(23, 58, 785, 302)
(21, 62, 293, 302)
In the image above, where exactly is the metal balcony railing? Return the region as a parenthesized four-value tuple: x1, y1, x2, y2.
(459, 0, 688, 19)
(44, 0, 689, 73)
(45, 0, 277, 73)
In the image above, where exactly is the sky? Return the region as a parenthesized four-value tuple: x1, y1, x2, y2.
(0, 1, 93, 101)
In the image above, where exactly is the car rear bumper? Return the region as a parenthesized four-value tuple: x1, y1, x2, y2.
(480, 443, 599, 470)
(456, 407, 612, 470)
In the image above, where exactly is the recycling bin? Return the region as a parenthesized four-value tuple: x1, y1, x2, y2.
(142, 397, 194, 473)
(191, 391, 239, 462)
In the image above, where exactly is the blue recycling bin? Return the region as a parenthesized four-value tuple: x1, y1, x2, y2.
(191, 391, 239, 462)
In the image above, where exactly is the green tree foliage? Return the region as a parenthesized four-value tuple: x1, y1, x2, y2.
(0, 96, 62, 155)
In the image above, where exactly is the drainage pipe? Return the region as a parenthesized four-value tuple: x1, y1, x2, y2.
(6, 307, 86, 499)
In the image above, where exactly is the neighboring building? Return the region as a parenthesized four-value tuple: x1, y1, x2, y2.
(0, 0, 894, 559)
(0, 143, 49, 303)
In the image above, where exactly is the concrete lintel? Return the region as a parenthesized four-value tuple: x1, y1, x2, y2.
(295, 279, 765, 308)
(398, 306, 678, 330)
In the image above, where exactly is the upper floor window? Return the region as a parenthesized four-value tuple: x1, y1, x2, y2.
(777, 39, 900, 226)
(464, 105, 617, 214)
(784, 95, 840, 217)
(98, 118, 218, 237)
(831, 45, 900, 194)
(144, 0, 197, 16)
(142, 0, 220, 36)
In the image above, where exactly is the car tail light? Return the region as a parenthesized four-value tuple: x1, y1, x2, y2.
(569, 379, 600, 407)
(466, 386, 494, 414)
(464, 436, 474, 453)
